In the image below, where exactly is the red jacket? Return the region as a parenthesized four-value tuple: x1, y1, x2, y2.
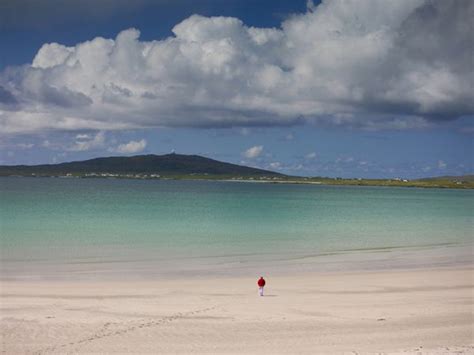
(257, 277, 266, 287)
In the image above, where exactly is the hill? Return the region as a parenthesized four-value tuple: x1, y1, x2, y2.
(0, 154, 284, 178)
(0, 155, 472, 188)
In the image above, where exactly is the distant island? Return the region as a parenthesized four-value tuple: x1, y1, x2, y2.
(0, 153, 472, 189)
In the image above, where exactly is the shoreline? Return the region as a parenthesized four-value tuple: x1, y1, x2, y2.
(2, 242, 472, 282)
(1, 265, 473, 354)
(1, 262, 472, 284)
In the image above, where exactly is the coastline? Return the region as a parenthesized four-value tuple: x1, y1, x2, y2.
(1, 175, 473, 189)
(2, 242, 472, 282)
(1, 265, 472, 354)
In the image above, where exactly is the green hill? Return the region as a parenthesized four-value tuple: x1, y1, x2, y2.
(0, 154, 284, 178)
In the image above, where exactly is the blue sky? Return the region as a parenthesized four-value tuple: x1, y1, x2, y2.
(0, 0, 472, 178)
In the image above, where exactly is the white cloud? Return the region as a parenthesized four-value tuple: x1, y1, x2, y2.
(114, 139, 147, 154)
(75, 133, 90, 139)
(0, 0, 472, 135)
(32, 43, 74, 69)
(269, 162, 281, 169)
(69, 131, 105, 151)
(306, 0, 317, 12)
(437, 160, 447, 169)
(243, 145, 263, 159)
(305, 152, 317, 159)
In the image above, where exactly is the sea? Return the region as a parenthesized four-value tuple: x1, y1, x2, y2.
(0, 177, 472, 280)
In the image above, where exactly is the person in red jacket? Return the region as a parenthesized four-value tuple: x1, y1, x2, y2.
(257, 276, 266, 296)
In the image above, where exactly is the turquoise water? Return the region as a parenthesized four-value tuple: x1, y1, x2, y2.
(1, 178, 472, 279)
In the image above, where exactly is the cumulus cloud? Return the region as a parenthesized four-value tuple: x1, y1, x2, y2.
(243, 145, 263, 159)
(437, 160, 447, 169)
(305, 152, 317, 159)
(69, 131, 106, 151)
(1, 0, 472, 135)
(113, 139, 147, 154)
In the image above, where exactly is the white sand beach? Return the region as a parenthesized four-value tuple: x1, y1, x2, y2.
(1, 266, 473, 354)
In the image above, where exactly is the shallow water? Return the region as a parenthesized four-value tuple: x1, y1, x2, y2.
(1, 177, 472, 279)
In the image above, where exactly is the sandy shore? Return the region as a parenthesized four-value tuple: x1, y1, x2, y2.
(1, 266, 473, 354)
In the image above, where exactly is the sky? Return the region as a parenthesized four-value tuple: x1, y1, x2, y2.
(0, 0, 472, 178)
